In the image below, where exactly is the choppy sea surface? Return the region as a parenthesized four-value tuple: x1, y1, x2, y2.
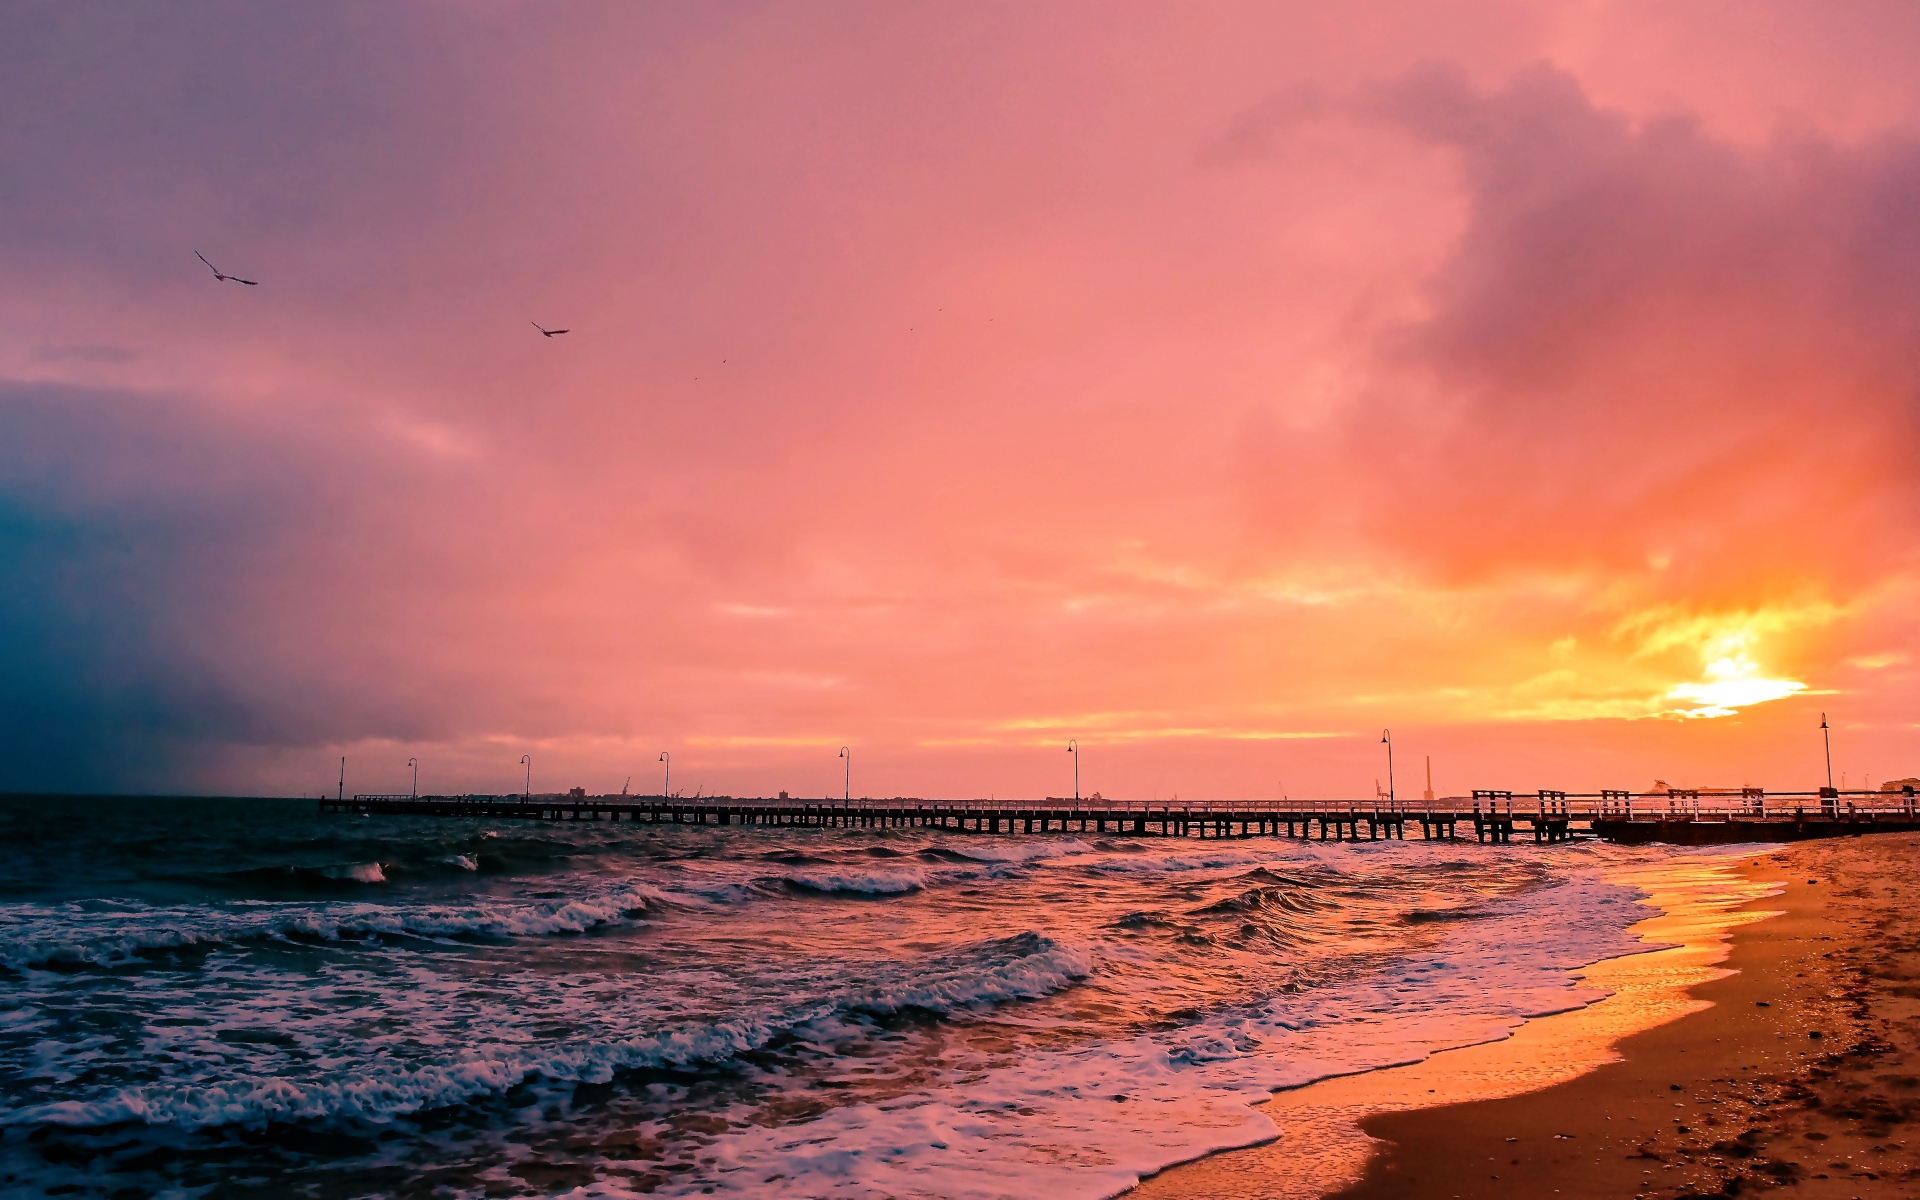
(0, 797, 1704, 1199)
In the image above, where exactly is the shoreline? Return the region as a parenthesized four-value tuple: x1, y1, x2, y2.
(1127, 836, 1920, 1200)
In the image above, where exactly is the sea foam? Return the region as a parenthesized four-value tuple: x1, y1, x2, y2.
(0, 882, 670, 970)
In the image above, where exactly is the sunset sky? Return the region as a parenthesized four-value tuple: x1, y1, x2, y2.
(4, 2, 1919, 800)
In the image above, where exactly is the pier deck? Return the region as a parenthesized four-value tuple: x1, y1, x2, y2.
(322, 788, 1920, 845)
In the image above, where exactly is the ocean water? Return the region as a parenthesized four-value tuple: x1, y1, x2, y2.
(0, 797, 1691, 1199)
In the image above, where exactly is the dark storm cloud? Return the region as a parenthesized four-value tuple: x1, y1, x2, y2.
(0, 382, 358, 791)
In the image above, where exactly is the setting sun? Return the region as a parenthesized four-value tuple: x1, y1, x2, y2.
(1666, 654, 1807, 718)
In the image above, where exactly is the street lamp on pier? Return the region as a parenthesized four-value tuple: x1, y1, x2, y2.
(659, 751, 670, 801)
(1380, 730, 1395, 808)
(520, 754, 532, 801)
(1821, 714, 1834, 790)
(408, 757, 418, 799)
(839, 746, 850, 804)
(1067, 740, 1080, 807)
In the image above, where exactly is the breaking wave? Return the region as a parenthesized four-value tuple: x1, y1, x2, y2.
(0, 884, 669, 970)
(781, 866, 930, 895)
(9, 932, 1093, 1131)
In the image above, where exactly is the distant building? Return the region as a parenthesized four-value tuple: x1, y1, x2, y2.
(568, 786, 586, 799)
(1881, 777, 1920, 793)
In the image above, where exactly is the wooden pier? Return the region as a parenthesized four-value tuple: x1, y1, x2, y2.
(321, 786, 1920, 845)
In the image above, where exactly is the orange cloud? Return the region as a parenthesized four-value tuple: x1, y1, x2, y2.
(5, 9, 1920, 798)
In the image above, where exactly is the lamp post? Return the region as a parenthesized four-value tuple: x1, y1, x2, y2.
(659, 751, 670, 800)
(839, 746, 850, 804)
(520, 754, 531, 801)
(1067, 740, 1080, 807)
(1380, 729, 1395, 808)
(1821, 713, 1834, 790)
(408, 757, 418, 799)
(337, 756, 345, 803)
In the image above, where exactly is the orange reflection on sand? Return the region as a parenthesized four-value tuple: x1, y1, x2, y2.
(1124, 854, 1780, 1200)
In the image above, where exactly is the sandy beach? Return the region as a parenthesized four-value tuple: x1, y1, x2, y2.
(1132, 833, 1920, 1200)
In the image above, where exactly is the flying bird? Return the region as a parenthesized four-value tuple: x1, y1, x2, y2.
(532, 322, 570, 338)
(195, 251, 257, 286)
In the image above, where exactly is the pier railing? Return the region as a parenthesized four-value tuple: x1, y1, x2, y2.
(329, 787, 1920, 846)
(353, 787, 1919, 819)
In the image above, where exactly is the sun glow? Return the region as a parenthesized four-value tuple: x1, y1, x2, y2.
(1664, 652, 1806, 718)
(1605, 605, 1824, 719)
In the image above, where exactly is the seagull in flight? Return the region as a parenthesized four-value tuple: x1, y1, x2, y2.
(532, 322, 570, 338)
(195, 251, 257, 286)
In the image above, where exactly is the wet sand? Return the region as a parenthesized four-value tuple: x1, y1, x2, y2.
(1129, 834, 1920, 1199)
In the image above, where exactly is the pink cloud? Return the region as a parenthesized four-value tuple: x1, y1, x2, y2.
(6, 6, 1920, 798)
